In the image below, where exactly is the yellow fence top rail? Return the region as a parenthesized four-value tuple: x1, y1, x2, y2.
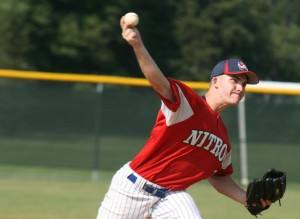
(0, 69, 300, 95)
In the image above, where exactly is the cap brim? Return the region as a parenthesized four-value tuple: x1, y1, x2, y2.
(225, 71, 259, 84)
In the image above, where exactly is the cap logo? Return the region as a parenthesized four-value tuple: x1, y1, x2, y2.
(237, 61, 248, 71)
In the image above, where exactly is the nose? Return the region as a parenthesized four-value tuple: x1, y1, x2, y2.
(236, 83, 244, 91)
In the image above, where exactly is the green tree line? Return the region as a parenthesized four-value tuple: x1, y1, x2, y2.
(0, 0, 299, 82)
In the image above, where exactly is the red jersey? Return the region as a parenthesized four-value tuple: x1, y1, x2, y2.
(130, 78, 233, 190)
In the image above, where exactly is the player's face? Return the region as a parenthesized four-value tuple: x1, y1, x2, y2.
(217, 74, 247, 105)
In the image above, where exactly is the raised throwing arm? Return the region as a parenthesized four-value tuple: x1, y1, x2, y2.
(120, 16, 176, 102)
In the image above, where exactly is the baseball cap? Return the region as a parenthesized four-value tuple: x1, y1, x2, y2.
(210, 58, 259, 84)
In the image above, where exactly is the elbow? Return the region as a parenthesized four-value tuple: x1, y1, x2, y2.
(207, 175, 227, 195)
(211, 182, 225, 195)
(153, 83, 176, 102)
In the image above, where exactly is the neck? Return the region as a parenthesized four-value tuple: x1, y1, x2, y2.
(204, 92, 228, 114)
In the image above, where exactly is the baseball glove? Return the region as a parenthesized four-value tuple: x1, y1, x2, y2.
(246, 168, 286, 217)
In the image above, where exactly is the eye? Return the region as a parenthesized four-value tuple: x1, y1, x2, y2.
(231, 76, 246, 87)
(231, 78, 238, 83)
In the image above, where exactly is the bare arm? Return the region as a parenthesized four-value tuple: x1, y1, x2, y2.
(208, 175, 247, 206)
(120, 16, 176, 102)
(207, 175, 271, 208)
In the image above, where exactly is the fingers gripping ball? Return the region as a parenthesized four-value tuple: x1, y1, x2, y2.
(124, 12, 139, 27)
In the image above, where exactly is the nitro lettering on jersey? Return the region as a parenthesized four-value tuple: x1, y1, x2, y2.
(182, 130, 227, 163)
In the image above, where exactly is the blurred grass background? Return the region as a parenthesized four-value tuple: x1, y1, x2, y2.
(0, 172, 298, 219)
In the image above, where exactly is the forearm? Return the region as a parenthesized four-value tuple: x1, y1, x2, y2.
(133, 44, 173, 100)
(208, 175, 247, 206)
(120, 16, 175, 102)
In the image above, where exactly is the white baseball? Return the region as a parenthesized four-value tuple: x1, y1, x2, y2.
(124, 12, 139, 27)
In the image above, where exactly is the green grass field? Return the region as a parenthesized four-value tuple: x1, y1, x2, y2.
(0, 137, 299, 218)
(0, 134, 299, 218)
(0, 167, 298, 219)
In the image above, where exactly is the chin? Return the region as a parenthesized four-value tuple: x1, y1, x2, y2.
(229, 98, 241, 106)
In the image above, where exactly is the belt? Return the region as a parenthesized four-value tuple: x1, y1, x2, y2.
(127, 173, 169, 198)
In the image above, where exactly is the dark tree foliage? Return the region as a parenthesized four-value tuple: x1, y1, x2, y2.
(0, 0, 299, 82)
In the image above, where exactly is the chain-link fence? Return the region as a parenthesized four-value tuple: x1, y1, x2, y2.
(0, 77, 299, 182)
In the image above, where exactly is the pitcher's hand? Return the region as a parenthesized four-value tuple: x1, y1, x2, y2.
(120, 16, 142, 48)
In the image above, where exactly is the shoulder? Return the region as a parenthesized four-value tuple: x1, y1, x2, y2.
(167, 78, 199, 97)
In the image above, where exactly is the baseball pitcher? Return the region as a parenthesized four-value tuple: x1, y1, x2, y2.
(96, 13, 286, 219)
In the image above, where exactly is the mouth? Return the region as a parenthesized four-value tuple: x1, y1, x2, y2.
(232, 93, 243, 99)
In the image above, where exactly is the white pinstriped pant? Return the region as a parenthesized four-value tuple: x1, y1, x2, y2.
(96, 162, 202, 219)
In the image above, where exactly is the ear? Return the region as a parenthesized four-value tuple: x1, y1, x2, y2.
(211, 77, 219, 88)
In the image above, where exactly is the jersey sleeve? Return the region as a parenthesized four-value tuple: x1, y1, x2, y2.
(215, 150, 233, 176)
(215, 164, 233, 176)
(155, 78, 196, 126)
(155, 78, 182, 112)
